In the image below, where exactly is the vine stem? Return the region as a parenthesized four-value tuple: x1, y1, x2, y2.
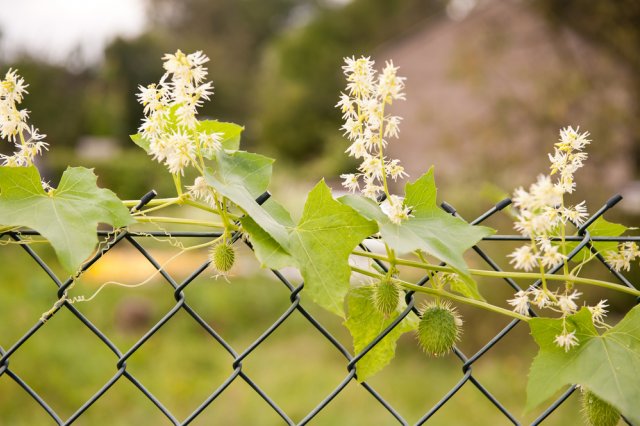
(122, 198, 180, 208)
(351, 266, 530, 322)
(134, 216, 225, 228)
(71, 236, 221, 304)
(352, 250, 640, 297)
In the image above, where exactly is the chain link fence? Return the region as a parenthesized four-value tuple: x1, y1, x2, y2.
(0, 191, 637, 425)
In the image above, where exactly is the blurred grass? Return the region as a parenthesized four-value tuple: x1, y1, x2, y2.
(0, 235, 597, 426)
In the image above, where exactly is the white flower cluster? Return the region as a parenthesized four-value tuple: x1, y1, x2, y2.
(0, 69, 47, 166)
(137, 50, 221, 175)
(508, 287, 608, 351)
(337, 56, 410, 224)
(605, 242, 640, 272)
(509, 127, 591, 271)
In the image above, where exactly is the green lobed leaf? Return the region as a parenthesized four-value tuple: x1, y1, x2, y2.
(345, 285, 418, 382)
(527, 306, 640, 424)
(212, 150, 273, 197)
(240, 198, 294, 270)
(205, 150, 290, 248)
(399, 169, 494, 274)
(289, 180, 377, 317)
(0, 166, 133, 273)
(340, 168, 494, 296)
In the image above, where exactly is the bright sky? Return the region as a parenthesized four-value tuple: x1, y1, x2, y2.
(0, 0, 147, 65)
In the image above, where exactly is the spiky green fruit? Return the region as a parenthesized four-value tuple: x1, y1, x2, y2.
(210, 242, 235, 273)
(581, 390, 620, 426)
(417, 302, 462, 357)
(372, 278, 401, 316)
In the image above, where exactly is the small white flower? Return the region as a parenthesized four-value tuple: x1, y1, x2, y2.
(164, 130, 195, 175)
(529, 288, 551, 309)
(540, 245, 565, 269)
(536, 236, 553, 252)
(554, 329, 579, 352)
(385, 159, 408, 181)
(340, 173, 359, 192)
(187, 176, 216, 206)
(380, 195, 412, 225)
(376, 60, 406, 103)
(359, 154, 385, 180)
(588, 300, 609, 324)
(606, 242, 639, 272)
(557, 290, 581, 315)
(384, 116, 402, 139)
(345, 138, 367, 159)
(561, 201, 588, 225)
(508, 290, 531, 316)
(198, 131, 223, 157)
(531, 175, 563, 209)
(558, 126, 590, 151)
(1, 69, 29, 103)
(508, 245, 538, 271)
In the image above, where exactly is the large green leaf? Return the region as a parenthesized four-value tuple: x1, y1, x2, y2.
(398, 169, 494, 273)
(527, 306, 640, 424)
(212, 150, 272, 197)
(205, 150, 289, 247)
(240, 198, 294, 270)
(197, 120, 243, 152)
(345, 285, 418, 381)
(289, 181, 377, 317)
(341, 168, 493, 293)
(0, 166, 133, 273)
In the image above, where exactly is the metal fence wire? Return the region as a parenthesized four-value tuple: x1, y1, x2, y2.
(0, 190, 637, 425)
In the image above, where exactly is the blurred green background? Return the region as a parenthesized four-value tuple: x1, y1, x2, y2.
(1, 0, 639, 424)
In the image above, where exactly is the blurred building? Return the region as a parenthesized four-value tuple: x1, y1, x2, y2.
(381, 0, 636, 211)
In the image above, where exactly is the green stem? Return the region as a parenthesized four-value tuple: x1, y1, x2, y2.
(352, 250, 640, 297)
(351, 266, 530, 322)
(122, 198, 180, 208)
(376, 104, 391, 199)
(134, 216, 225, 228)
(172, 174, 183, 197)
(182, 199, 220, 215)
(133, 198, 183, 216)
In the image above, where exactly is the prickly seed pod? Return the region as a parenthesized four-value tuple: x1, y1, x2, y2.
(210, 242, 235, 273)
(417, 301, 462, 357)
(581, 389, 620, 426)
(372, 278, 401, 315)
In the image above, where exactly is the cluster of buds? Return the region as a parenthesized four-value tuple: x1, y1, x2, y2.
(507, 127, 612, 352)
(508, 287, 608, 351)
(137, 50, 221, 176)
(605, 242, 640, 272)
(0, 69, 47, 166)
(337, 56, 411, 224)
(509, 127, 591, 272)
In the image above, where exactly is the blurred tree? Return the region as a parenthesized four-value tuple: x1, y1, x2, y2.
(101, 34, 168, 142)
(255, 0, 443, 163)
(535, 0, 640, 174)
(141, 0, 313, 142)
(0, 58, 91, 149)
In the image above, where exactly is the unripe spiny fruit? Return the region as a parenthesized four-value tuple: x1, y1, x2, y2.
(210, 242, 235, 273)
(372, 278, 401, 316)
(417, 302, 462, 357)
(581, 390, 620, 426)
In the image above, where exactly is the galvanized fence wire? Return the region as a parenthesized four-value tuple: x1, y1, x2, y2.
(0, 191, 638, 425)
